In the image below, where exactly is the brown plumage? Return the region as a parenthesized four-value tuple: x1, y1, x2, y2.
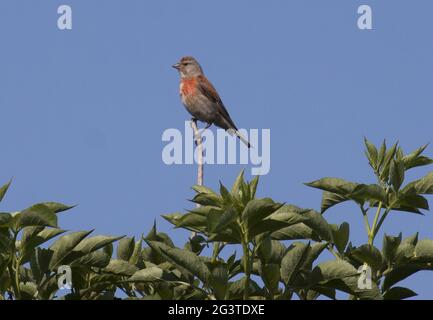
(173, 56, 251, 148)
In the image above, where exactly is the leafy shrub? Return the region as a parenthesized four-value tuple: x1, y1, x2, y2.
(0, 138, 433, 300)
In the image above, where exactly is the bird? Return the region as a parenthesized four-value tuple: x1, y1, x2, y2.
(172, 56, 251, 148)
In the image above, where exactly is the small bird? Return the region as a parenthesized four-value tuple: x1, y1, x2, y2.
(172, 56, 251, 148)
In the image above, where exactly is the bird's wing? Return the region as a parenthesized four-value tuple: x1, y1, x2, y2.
(197, 75, 238, 130)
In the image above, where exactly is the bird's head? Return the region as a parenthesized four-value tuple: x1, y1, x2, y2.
(172, 56, 203, 78)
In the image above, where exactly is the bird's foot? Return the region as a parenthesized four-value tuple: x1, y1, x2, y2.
(190, 118, 200, 146)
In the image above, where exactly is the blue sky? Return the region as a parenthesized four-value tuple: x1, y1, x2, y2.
(1, 0, 433, 298)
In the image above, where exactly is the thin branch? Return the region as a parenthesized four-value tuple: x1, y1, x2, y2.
(327, 244, 341, 259)
(190, 119, 204, 192)
(369, 202, 383, 245)
(359, 205, 371, 234)
(190, 119, 204, 238)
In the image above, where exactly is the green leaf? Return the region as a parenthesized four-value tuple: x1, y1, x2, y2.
(129, 237, 143, 265)
(208, 229, 242, 243)
(20, 226, 43, 244)
(240, 181, 251, 205)
(228, 277, 262, 299)
(154, 232, 175, 251)
(350, 244, 384, 271)
(377, 140, 387, 169)
(144, 220, 158, 240)
(147, 240, 210, 283)
(212, 207, 237, 233)
(14, 204, 58, 230)
(393, 193, 429, 213)
(174, 212, 208, 231)
(305, 178, 358, 195)
(38, 202, 75, 213)
(350, 184, 387, 204)
(321, 191, 349, 213)
(104, 243, 114, 258)
(301, 209, 333, 242)
(231, 170, 245, 197)
(269, 205, 309, 225)
(380, 142, 398, 181)
(257, 238, 286, 264)
(171, 212, 205, 238)
(383, 264, 430, 291)
(364, 137, 378, 169)
(310, 260, 383, 299)
(207, 210, 221, 234)
(117, 237, 135, 261)
(36, 275, 58, 299)
(413, 239, 433, 262)
(219, 182, 232, 205)
(311, 259, 359, 283)
(73, 235, 125, 256)
(302, 242, 328, 269)
(70, 250, 111, 268)
(48, 230, 93, 269)
(306, 178, 368, 212)
(405, 172, 433, 194)
(191, 193, 222, 207)
(395, 233, 418, 264)
(402, 144, 433, 170)
(207, 261, 229, 299)
(249, 176, 259, 199)
(306, 287, 336, 300)
(331, 222, 350, 254)
(248, 219, 291, 239)
(322, 275, 383, 300)
(85, 273, 120, 294)
(0, 212, 13, 228)
(0, 180, 12, 203)
(192, 185, 218, 195)
(271, 223, 320, 241)
(396, 147, 404, 161)
(280, 242, 310, 285)
(20, 227, 66, 262)
(260, 263, 280, 294)
(390, 159, 405, 191)
(306, 178, 371, 211)
(267, 240, 286, 264)
(190, 185, 223, 206)
(382, 234, 402, 264)
(129, 266, 176, 282)
(30, 248, 53, 282)
(105, 259, 139, 276)
(241, 198, 283, 234)
(0, 228, 12, 253)
(20, 281, 38, 300)
(404, 156, 433, 170)
(383, 286, 417, 300)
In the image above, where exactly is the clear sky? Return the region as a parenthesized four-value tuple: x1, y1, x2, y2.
(1, 0, 433, 298)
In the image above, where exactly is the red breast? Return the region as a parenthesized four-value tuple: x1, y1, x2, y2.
(180, 77, 198, 97)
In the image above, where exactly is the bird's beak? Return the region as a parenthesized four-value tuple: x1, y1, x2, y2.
(172, 63, 180, 70)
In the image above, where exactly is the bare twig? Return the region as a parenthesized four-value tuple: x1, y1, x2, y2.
(190, 119, 204, 238)
(190, 119, 204, 189)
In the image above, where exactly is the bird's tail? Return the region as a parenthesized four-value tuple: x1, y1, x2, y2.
(227, 128, 252, 148)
